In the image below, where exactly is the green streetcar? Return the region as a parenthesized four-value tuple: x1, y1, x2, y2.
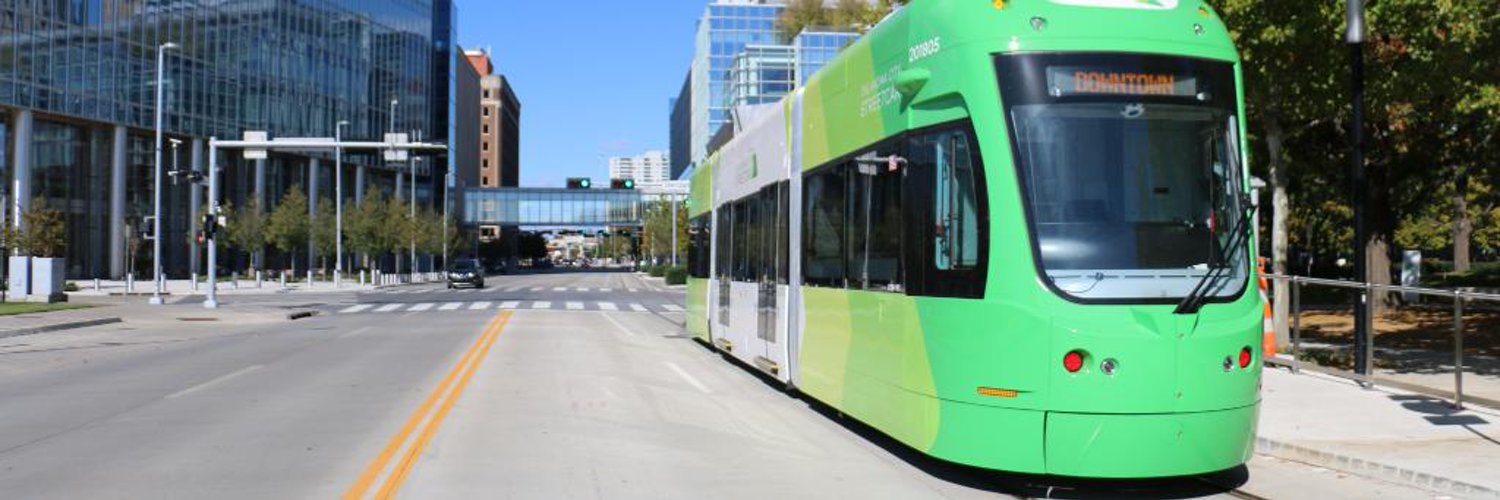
(685, 0, 1260, 478)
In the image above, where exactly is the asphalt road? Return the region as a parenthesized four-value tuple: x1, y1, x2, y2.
(0, 271, 1445, 499)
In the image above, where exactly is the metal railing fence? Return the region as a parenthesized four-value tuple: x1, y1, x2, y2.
(1267, 274, 1500, 410)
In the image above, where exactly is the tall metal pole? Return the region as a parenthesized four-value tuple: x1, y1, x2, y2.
(150, 42, 178, 306)
(671, 196, 679, 266)
(1348, 0, 1371, 378)
(410, 130, 419, 275)
(205, 138, 219, 309)
(335, 120, 348, 286)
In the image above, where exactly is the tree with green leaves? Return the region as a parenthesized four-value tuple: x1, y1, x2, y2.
(222, 199, 267, 272)
(266, 185, 310, 272)
(347, 187, 392, 271)
(311, 197, 337, 272)
(778, 0, 905, 41)
(18, 198, 67, 258)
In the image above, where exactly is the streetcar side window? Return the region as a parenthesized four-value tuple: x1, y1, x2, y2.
(777, 181, 790, 285)
(733, 198, 751, 281)
(804, 165, 847, 287)
(906, 124, 989, 298)
(716, 206, 732, 280)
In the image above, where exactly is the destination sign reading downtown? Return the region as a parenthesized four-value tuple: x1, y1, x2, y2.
(1046, 67, 1199, 98)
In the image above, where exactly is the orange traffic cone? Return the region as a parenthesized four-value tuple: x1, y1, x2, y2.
(1258, 258, 1278, 357)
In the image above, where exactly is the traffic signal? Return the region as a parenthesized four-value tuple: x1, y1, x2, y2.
(201, 213, 219, 241)
(566, 177, 592, 189)
(610, 178, 635, 190)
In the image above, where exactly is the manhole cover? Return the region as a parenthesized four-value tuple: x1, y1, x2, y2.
(177, 318, 219, 322)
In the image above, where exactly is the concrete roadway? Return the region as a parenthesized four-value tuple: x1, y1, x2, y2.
(0, 271, 1445, 499)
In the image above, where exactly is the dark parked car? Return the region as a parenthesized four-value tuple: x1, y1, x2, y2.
(447, 259, 485, 289)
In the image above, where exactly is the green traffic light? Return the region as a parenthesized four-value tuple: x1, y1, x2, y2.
(581, 179, 591, 188)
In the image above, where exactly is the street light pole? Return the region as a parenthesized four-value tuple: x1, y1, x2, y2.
(150, 41, 179, 306)
(206, 138, 219, 309)
(410, 130, 419, 276)
(335, 120, 349, 287)
(1348, 0, 1371, 380)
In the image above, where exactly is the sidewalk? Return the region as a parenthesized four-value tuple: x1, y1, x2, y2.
(65, 278, 378, 297)
(0, 298, 319, 339)
(1259, 366, 1500, 498)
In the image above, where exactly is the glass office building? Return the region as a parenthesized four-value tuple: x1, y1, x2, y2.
(689, 0, 784, 170)
(726, 45, 794, 108)
(0, 0, 454, 278)
(793, 30, 859, 86)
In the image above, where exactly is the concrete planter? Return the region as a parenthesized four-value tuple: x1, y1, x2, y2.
(30, 258, 67, 303)
(7, 256, 31, 300)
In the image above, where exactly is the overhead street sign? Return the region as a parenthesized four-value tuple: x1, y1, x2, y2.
(384, 133, 410, 162)
(243, 131, 268, 160)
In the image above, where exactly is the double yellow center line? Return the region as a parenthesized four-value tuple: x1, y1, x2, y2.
(344, 311, 514, 500)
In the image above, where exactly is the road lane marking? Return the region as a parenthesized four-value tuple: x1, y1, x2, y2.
(373, 312, 511, 499)
(552, 287, 566, 291)
(499, 301, 520, 309)
(439, 302, 463, 311)
(575, 287, 590, 292)
(597, 302, 618, 311)
(665, 362, 712, 394)
(341, 304, 374, 314)
(565, 302, 584, 310)
(345, 312, 511, 500)
(600, 288, 612, 292)
(661, 304, 684, 312)
(166, 365, 265, 399)
(374, 304, 404, 313)
(600, 311, 639, 338)
(408, 303, 435, 312)
(629, 303, 647, 312)
(532, 301, 551, 309)
(531, 287, 543, 292)
(339, 327, 373, 339)
(469, 301, 492, 310)
(627, 288, 638, 292)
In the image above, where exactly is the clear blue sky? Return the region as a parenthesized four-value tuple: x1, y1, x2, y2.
(456, 1, 705, 188)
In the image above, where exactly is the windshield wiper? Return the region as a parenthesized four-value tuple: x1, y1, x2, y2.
(1174, 202, 1254, 315)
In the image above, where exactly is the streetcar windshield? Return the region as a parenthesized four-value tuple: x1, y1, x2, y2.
(997, 54, 1248, 302)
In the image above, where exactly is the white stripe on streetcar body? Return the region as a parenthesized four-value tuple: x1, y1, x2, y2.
(661, 304, 684, 312)
(629, 303, 647, 312)
(408, 303, 436, 312)
(532, 301, 552, 309)
(439, 302, 463, 311)
(470, 301, 492, 310)
(597, 302, 618, 311)
(340, 304, 374, 314)
(566, 302, 584, 310)
(375, 304, 404, 313)
(499, 301, 520, 309)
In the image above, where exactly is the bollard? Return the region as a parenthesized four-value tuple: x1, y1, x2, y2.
(307, 270, 314, 288)
(233, 272, 240, 289)
(94, 278, 101, 292)
(126, 273, 134, 293)
(360, 270, 366, 286)
(256, 271, 263, 289)
(192, 273, 199, 292)
(280, 273, 286, 288)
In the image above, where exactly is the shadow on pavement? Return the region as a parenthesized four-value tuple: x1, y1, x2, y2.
(692, 339, 1249, 499)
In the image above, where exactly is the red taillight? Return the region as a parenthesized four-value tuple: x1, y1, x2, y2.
(1239, 347, 1253, 369)
(1064, 351, 1085, 373)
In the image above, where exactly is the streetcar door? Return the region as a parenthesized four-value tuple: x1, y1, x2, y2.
(760, 182, 792, 382)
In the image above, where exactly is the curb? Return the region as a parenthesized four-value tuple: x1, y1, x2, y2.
(1257, 437, 1500, 499)
(0, 317, 124, 340)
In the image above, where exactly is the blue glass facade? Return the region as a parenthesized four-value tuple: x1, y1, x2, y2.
(689, 2, 784, 169)
(0, 0, 452, 279)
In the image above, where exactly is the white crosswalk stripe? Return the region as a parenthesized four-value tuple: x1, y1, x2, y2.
(553, 287, 567, 292)
(531, 287, 544, 292)
(374, 304, 403, 313)
(575, 287, 590, 292)
(499, 301, 520, 309)
(627, 288, 638, 293)
(600, 288, 613, 292)
(408, 303, 436, 312)
(661, 304, 683, 312)
(629, 303, 647, 312)
(469, 301, 492, 310)
(506, 287, 523, 292)
(439, 302, 463, 311)
(566, 302, 584, 310)
(340, 304, 374, 314)
(532, 301, 551, 309)
(597, 302, 618, 311)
